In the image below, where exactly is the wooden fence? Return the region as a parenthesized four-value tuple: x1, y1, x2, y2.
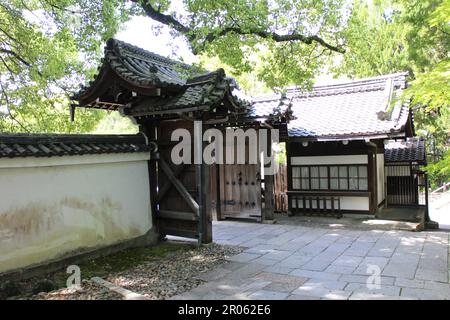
(273, 164, 288, 212)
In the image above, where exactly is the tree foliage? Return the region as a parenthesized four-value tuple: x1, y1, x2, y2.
(334, 0, 450, 187)
(133, 0, 349, 88)
(1, 0, 353, 132)
(1, 0, 449, 188)
(0, 0, 131, 132)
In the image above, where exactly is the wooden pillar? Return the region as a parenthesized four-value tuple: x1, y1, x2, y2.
(141, 122, 160, 237)
(202, 162, 213, 243)
(425, 174, 430, 222)
(195, 120, 212, 244)
(367, 142, 377, 214)
(286, 141, 293, 216)
(264, 173, 275, 221)
(214, 164, 222, 221)
(263, 129, 275, 221)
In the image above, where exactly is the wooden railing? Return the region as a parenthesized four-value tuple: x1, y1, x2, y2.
(431, 181, 450, 195)
(289, 193, 343, 218)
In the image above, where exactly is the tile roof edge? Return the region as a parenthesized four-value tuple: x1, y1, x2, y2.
(0, 133, 148, 144)
(252, 72, 409, 102)
(286, 71, 409, 91)
(106, 38, 193, 71)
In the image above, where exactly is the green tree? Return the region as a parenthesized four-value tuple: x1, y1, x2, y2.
(132, 0, 348, 88)
(1, 0, 352, 133)
(335, 0, 450, 188)
(0, 0, 131, 133)
(333, 0, 408, 76)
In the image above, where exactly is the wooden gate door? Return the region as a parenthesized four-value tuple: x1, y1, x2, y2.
(155, 120, 212, 243)
(386, 164, 418, 206)
(219, 164, 262, 221)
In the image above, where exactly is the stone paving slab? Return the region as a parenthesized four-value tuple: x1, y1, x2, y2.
(292, 286, 351, 300)
(263, 281, 304, 293)
(172, 221, 450, 300)
(263, 265, 295, 275)
(248, 289, 290, 300)
(228, 252, 261, 263)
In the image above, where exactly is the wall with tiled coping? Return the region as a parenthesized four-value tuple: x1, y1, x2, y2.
(0, 152, 156, 274)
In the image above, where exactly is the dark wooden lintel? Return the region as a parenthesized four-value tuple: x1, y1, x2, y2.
(287, 190, 370, 197)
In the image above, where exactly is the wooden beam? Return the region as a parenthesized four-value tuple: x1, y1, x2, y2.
(130, 105, 210, 117)
(158, 210, 198, 221)
(157, 164, 186, 202)
(159, 157, 199, 215)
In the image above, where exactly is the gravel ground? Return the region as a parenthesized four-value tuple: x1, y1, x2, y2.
(24, 281, 122, 300)
(107, 243, 242, 300)
(12, 243, 242, 300)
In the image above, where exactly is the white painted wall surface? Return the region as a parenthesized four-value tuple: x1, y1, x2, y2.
(292, 196, 369, 211)
(291, 154, 368, 166)
(0, 153, 152, 274)
(340, 196, 370, 211)
(377, 153, 385, 205)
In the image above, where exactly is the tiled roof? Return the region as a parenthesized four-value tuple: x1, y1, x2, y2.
(0, 134, 151, 158)
(74, 39, 252, 115)
(74, 39, 195, 100)
(252, 72, 411, 139)
(385, 138, 426, 164)
(128, 70, 252, 116)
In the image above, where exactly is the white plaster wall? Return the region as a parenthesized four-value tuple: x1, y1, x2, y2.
(291, 154, 368, 166)
(0, 153, 152, 273)
(340, 196, 370, 211)
(377, 153, 385, 205)
(292, 196, 369, 211)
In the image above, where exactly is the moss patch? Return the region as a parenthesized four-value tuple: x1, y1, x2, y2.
(2, 241, 194, 299)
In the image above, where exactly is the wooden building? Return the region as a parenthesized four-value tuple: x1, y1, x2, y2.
(384, 137, 428, 208)
(73, 40, 430, 239)
(252, 73, 428, 218)
(72, 39, 289, 243)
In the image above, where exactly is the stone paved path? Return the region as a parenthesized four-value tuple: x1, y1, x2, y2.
(170, 221, 450, 300)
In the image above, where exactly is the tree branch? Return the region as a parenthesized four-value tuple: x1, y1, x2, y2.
(134, 0, 193, 39)
(0, 80, 30, 132)
(204, 27, 345, 53)
(133, 0, 345, 54)
(0, 48, 31, 67)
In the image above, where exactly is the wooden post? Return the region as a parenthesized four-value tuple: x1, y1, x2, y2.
(202, 162, 213, 243)
(194, 120, 213, 244)
(264, 173, 275, 221)
(286, 141, 293, 216)
(194, 120, 204, 244)
(263, 129, 275, 221)
(141, 122, 160, 237)
(367, 142, 377, 214)
(425, 173, 430, 222)
(215, 164, 222, 221)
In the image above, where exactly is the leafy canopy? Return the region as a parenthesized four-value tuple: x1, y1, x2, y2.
(335, 0, 450, 187)
(0, 0, 131, 132)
